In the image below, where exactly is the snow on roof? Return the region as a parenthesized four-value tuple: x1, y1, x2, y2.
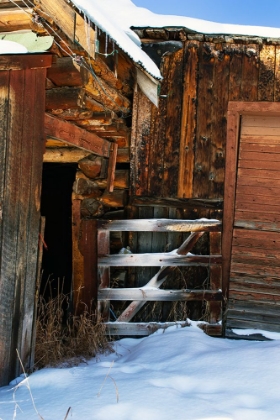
(71, 0, 280, 79)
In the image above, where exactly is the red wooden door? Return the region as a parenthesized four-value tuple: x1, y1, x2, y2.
(223, 103, 280, 333)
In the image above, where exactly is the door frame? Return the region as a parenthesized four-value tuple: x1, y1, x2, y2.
(222, 101, 280, 301)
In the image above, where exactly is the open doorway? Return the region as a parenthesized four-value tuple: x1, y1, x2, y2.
(40, 163, 77, 298)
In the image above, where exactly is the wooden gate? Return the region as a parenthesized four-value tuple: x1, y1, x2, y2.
(223, 102, 280, 333)
(81, 218, 223, 336)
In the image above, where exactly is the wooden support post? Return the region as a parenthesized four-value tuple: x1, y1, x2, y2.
(106, 143, 118, 193)
(208, 231, 222, 334)
(97, 230, 110, 321)
(80, 219, 98, 314)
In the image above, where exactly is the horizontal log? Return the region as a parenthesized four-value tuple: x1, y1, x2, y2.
(44, 148, 90, 162)
(47, 57, 83, 87)
(100, 190, 128, 208)
(99, 288, 222, 301)
(45, 113, 111, 156)
(45, 88, 105, 113)
(81, 198, 104, 218)
(98, 253, 222, 266)
(44, 147, 128, 163)
(0, 8, 32, 32)
(0, 54, 52, 71)
(226, 318, 280, 333)
(76, 169, 129, 189)
(84, 72, 131, 115)
(97, 218, 222, 232)
(78, 155, 107, 179)
(104, 321, 190, 336)
(131, 196, 223, 209)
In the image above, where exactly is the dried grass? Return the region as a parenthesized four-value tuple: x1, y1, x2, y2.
(35, 289, 112, 369)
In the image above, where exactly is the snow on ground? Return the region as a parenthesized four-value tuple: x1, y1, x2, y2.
(1, 321, 280, 420)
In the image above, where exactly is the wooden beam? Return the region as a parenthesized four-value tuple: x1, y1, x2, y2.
(0, 8, 32, 32)
(0, 54, 52, 71)
(104, 321, 190, 336)
(99, 288, 223, 301)
(35, 0, 95, 58)
(44, 148, 90, 162)
(97, 218, 222, 232)
(45, 113, 111, 156)
(106, 143, 118, 192)
(131, 196, 223, 209)
(98, 253, 222, 267)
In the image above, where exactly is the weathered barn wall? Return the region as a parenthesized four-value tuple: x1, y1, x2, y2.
(132, 38, 280, 201)
(130, 37, 280, 324)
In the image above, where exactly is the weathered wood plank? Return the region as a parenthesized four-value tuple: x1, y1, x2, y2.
(209, 46, 229, 198)
(162, 49, 183, 197)
(258, 44, 276, 101)
(45, 113, 111, 156)
(36, 0, 95, 57)
(131, 196, 223, 209)
(240, 142, 280, 154)
(208, 231, 222, 325)
(0, 8, 32, 32)
(178, 41, 198, 198)
(0, 54, 52, 71)
(106, 143, 118, 192)
(193, 44, 214, 198)
(97, 218, 222, 232)
(239, 151, 280, 162)
(242, 115, 280, 127)
(98, 253, 222, 267)
(237, 169, 280, 183)
(226, 318, 280, 333)
(105, 321, 190, 336)
(99, 288, 223, 301)
(236, 191, 280, 206)
(241, 126, 280, 136)
(117, 231, 204, 322)
(80, 220, 98, 312)
(222, 108, 240, 299)
(130, 88, 152, 196)
(241, 45, 259, 101)
(97, 230, 110, 321)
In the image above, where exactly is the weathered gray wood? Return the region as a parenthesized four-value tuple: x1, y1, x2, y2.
(97, 218, 221, 232)
(117, 232, 205, 322)
(105, 321, 190, 336)
(99, 253, 222, 266)
(99, 288, 223, 301)
(132, 196, 223, 209)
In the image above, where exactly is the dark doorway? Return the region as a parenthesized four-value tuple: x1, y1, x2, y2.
(40, 163, 77, 297)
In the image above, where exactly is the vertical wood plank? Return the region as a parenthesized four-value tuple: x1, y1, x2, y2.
(162, 49, 184, 197)
(274, 46, 280, 101)
(72, 198, 85, 312)
(106, 142, 118, 193)
(98, 230, 110, 320)
(208, 231, 222, 328)
(209, 47, 230, 198)
(22, 68, 47, 371)
(178, 41, 199, 198)
(228, 46, 243, 101)
(258, 44, 276, 101)
(193, 43, 215, 198)
(130, 88, 152, 196)
(241, 46, 259, 101)
(222, 108, 240, 301)
(80, 219, 98, 314)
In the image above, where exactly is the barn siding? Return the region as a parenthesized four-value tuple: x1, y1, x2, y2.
(130, 39, 280, 328)
(0, 56, 51, 386)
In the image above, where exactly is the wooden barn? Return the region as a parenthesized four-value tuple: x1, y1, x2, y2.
(1, 0, 280, 385)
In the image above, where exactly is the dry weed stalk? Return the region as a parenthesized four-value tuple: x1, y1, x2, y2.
(35, 287, 112, 369)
